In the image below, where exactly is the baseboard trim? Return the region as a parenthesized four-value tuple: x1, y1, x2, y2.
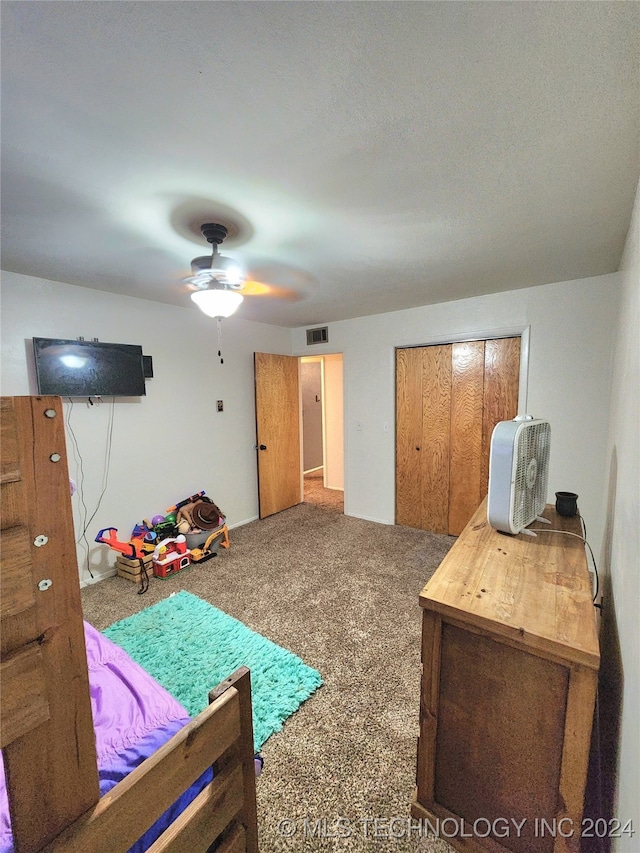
(80, 567, 117, 587)
(228, 515, 259, 529)
(346, 512, 393, 526)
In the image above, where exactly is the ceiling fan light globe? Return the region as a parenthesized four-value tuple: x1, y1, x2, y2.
(191, 288, 244, 318)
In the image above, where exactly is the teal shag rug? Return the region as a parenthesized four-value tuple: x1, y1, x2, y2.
(103, 590, 322, 750)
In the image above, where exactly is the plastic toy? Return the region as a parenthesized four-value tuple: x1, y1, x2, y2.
(176, 519, 190, 535)
(189, 524, 230, 563)
(130, 521, 156, 543)
(153, 519, 178, 541)
(152, 535, 191, 579)
(95, 527, 155, 560)
(166, 491, 205, 514)
(151, 514, 165, 526)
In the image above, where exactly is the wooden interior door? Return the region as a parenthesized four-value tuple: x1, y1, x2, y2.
(396, 337, 520, 536)
(1, 396, 99, 852)
(254, 353, 302, 519)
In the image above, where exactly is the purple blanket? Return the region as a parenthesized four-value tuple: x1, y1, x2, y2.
(0, 622, 211, 853)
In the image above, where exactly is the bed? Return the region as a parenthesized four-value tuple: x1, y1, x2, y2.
(0, 396, 258, 853)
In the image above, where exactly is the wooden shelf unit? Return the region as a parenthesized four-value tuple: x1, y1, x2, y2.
(413, 499, 600, 853)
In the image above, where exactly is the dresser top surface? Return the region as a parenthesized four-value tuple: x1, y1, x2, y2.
(419, 499, 600, 668)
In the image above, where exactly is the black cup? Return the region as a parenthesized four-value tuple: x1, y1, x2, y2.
(555, 491, 578, 517)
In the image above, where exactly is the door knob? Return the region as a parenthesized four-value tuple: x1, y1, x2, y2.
(259, 444, 267, 451)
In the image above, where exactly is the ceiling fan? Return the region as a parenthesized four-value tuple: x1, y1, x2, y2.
(182, 222, 306, 318)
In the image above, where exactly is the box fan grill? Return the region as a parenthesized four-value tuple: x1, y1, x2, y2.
(487, 416, 551, 535)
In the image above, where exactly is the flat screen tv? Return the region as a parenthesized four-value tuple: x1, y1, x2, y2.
(33, 337, 146, 398)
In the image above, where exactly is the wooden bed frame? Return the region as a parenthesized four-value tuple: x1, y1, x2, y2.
(0, 396, 259, 853)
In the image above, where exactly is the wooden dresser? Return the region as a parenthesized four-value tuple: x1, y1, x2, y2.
(413, 499, 600, 853)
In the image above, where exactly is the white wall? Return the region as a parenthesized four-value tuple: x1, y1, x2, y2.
(1, 269, 622, 570)
(323, 353, 344, 491)
(292, 273, 621, 554)
(300, 360, 323, 471)
(0, 271, 291, 583)
(604, 180, 639, 851)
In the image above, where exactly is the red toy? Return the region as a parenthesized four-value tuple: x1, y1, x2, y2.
(152, 535, 192, 579)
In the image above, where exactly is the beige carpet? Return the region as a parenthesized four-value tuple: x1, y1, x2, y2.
(304, 468, 344, 511)
(82, 481, 456, 852)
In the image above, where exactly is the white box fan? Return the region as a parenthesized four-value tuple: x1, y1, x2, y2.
(487, 416, 551, 535)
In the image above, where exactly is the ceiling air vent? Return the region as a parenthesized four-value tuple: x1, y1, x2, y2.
(306, 326, 328, 345)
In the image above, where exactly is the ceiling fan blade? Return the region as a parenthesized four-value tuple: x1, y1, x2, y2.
(238, 279, 303, 301)
(241, 263, 315, 301)
(174, 222, 316, 304)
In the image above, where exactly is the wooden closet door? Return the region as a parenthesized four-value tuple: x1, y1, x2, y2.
(421, 346, 452, 534)
(397, 345, 452, 534)
(395, 337, 520, 536)
(481, 336, 521, 498)
(396, 347, 425, 528)
(448, 341, 485, 535)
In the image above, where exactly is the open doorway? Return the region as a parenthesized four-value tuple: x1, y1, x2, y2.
(300, 354, 344, 511)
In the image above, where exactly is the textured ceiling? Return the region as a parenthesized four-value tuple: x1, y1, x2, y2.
(1, 1, 639, 328)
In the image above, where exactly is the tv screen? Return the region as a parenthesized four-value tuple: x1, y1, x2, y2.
(33, 338, 146, 398)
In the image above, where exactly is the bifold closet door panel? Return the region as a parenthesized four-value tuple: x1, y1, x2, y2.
(448, 341, 485, 536)
(481, 337, 521, 499)
(396, 347, 425, 529)
(396, 337, 520, 536)
(421, 345, 451, 534)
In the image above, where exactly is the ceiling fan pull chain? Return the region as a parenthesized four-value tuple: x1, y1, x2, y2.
(217, 317, 224, 364)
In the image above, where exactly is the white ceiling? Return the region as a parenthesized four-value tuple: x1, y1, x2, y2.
(2, 2, 639, 328)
